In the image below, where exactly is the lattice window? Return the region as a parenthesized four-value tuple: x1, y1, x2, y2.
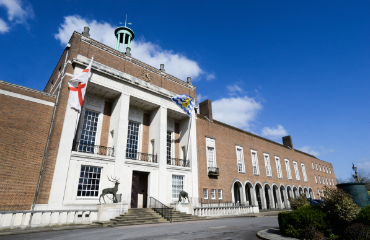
(126, 121, 140, 159)
(203, 189, 208, 199)
(318, 175, 321, 184)
(251, 151, 259, 175)
(207, 147, 215, 167)
(264, 154, 272, 176)
(211, 189, 216, 199)
(79, 110, 99, 153)
(276, 157, 283, 178)
(315, 175, 317, 183)
(237, 148, 244, 173)
(77, 166, 101, 197)
(172, 175, 183, 199)
(285, 159, 292, 179)
(301, 163, 308, 182)
(293, 161, 300, 181)
(218, 189, 223, 199)
(167, 131, 172, 163)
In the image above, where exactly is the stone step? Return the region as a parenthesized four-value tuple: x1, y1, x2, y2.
(112, 217, 164, 221)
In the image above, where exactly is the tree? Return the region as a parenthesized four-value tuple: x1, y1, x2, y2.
(350, 169, 370, 191)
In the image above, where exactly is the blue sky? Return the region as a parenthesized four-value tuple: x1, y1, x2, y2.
(1, 0, 369, 180)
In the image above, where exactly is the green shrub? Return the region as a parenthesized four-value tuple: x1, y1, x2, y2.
(343, 223, 370, 240)
(357, 205, 370, 226)
(289, 193, 309, 210)
(278, 205, 328, 238)
(303, 224, 326, 240)
(322, 186, 361, 233)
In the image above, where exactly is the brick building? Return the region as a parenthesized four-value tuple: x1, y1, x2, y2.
(0, 24, 336, 214)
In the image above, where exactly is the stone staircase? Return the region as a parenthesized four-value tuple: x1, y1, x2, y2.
(93, 208, 205, 227)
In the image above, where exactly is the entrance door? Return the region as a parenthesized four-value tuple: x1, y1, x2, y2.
(130, 171, 149, 208)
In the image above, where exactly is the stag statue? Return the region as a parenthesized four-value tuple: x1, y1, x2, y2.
(99, 176, 120, 203)
(178, 190, 189, 203)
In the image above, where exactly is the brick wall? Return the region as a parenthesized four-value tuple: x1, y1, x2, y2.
(0, 82, 55, 210)
(100, 101, 112, 147)
(196, 115, 336, 202)
(142, 113, 150, 154)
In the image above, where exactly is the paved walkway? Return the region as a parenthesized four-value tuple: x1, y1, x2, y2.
(0, 216, 278, 240)
(257, 228, 298, 240)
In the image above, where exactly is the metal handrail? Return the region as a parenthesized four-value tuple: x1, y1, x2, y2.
(72, 141, 115, 157)
(126, 150, 158, 163)
(167, 158, 190, 167)
(149, 197, 172, 222)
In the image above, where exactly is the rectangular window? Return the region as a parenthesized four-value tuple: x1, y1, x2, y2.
(329, 167, 332, 174)
(315, 175, 317, 183)
(236, 148, 244, 173)
(181, 146, 186, 160)
(293, 161, 300, 181)
(318, 175, 321, 184)
(79, 110, 99, 153)
(301, 163, 308, 182)
(316, 163, 318, 170)
(77, 166, 101, 197)
(312, 162, 314, 169)
(251, 150, 259, 175)
(319, 164, 322, 171)
(323, 166, 326, 173)
(332, 179, 334, 185)
(150, 140, 155, 155)
(285, 159, 292, 179)
(218, 189, 223, 199)
(167, 131, 173, 163)
(326, 166, 328, 173)
(203, 189, 208, 199)
(329, 179, 331, 185)
(275, 156, 283, 178)
(126, 121, 140, 159)
(326, 177, 328, 185)
(207, 147, 215, 167)
(322, 176, 325, 184)
(211, 189, 216, 199)
(264, 154, 272, 177)
(172, 175, 183, 199)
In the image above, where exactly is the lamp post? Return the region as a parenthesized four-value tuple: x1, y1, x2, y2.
(352, 163, 360, 183)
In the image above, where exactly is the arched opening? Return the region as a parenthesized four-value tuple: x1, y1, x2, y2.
(287, 186, 292, 200)
(298, 187, 303, 196)
(255, 184, 262, 209)
(273, 185, 279, 209)
(304, 188, 308, 198)
(245, 182, 253, 206)
(280, 186, 286, 208)
(293, 187, 298, 198)
(264, 185, 271, 209)
(233, 182, 242, 205)
(309, 188, 314, 199)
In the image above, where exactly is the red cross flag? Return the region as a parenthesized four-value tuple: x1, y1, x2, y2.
(68, 57, 94, 112)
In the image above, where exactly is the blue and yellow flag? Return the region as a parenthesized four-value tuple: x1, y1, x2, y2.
(171, 94, 195, 116)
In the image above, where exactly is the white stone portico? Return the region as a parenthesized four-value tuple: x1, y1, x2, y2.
(36, 55, 198, 212)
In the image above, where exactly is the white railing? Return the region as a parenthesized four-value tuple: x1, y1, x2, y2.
(194, 205, 259, 217)
(0, 210, 98, 229)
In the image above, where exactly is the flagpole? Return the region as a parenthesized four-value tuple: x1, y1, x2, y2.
(185, 114, 193, 164)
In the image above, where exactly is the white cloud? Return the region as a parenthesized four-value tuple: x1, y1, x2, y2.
(320, 146, 334, 155)
(261, 125, 288, 140)
(55, 15, 206, 81)
(227, 84, 244, 95)
(0, 18, 9, 33)
(206, 73, 215, 80)
(357, 162, 370, 172)
(297, 146, 320, 157)
(212, 96, 262, 130)
(196, 94, 207, 104)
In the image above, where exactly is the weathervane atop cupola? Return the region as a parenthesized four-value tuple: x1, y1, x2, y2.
(114, 14, 135, 56)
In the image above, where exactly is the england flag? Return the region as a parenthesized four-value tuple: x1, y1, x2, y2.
(68, 57, 94, 112)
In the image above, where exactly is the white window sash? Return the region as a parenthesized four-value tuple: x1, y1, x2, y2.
(251, 151, 259, 175)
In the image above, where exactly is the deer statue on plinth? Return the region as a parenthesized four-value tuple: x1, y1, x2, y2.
(99, 176, 120, 203)
(178, 190, 189, 203)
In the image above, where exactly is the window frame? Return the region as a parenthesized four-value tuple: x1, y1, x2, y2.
(211, 189, 216, 199)
(77, 109, 103, 153)
(318, 175, 321, 184)
(172, 175, 184, 199)
(275, 156, 283, 179)
(218, 189, 223, 199)
(250, 149, 260, 175)
(264, 153, 272, 177)
(293, 161, 300, 181)
(315, 175, 317, 183)
(76, 165, 102, 199)
(329, 167, 332, 174)
(319, 164, 322, 171)
(301, 163, 308, 182)
(236, 146, 245, 173)
(285, 158, 292, 180)
(203, 188, 208, 199)
(312, 162, 314, 169)
(316, 163, 318, 170)
(206, 138, 216, 169)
